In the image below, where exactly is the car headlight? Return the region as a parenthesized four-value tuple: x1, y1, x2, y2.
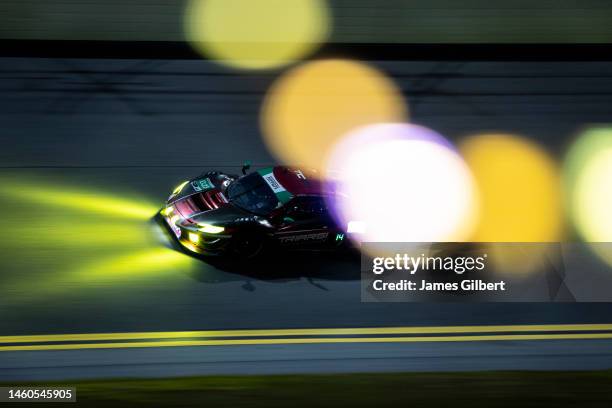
(188, 232, 200, 244)
(172, 181, 189, 195)
(197, 223, 224, 234)
(161, 206, 174, 216)
(169, 214, 181, 225)
(257, 219, 273, 228)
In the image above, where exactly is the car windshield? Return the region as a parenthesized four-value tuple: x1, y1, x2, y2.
(226, 173, 280, 215)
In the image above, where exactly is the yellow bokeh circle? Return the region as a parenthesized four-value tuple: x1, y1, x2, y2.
(185, 0, 330, 70)
(460, 133, 564, 242)
(573, 149, 612, 243)
(261, 59, 407, 173)
(564, 128, 612, 241)
(564, 128, 612, 266)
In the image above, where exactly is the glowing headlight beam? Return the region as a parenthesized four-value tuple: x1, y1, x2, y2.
(0, 223, 147, 248)
(72, 248, 194, 281)
(0, 182, 157, 220)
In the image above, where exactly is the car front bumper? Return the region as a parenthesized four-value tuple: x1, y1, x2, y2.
(160, 207, 232, 255)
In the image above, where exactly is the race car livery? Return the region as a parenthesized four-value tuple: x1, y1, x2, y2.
(159, 166, 346, 257)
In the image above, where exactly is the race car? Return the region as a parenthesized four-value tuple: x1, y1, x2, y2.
(159, 163, 347, 258)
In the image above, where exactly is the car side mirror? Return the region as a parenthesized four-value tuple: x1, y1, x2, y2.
(241, 161, 251, 175)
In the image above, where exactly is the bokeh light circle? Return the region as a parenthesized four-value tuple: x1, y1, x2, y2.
(564, 127, 612, 265)
(460, 133, 564, 242)
(326, 124, 477, 244)
(261, 59, 407, 173)
(185, 0, 330, 70)
(573, 149, 612, 241)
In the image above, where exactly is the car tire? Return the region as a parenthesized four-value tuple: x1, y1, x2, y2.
(231, 232, 265, 259)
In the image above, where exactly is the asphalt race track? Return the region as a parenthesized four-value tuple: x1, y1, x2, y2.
(2, 58, 612, 380)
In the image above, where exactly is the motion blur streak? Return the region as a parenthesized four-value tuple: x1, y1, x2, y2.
(0, 176, 193, 300)
(71, 248, 192, 281)
(0, 223, 144, 248)
(565, 127, 612, 266)
(0, 180, 157, 220)
(185, 0, 330, 69)
(326, 124, 476, 245)
(3, 324, 611, 344)
(261, 60, 407, 173)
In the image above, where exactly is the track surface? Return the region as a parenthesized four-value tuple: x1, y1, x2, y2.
(1, 58, 612, 380)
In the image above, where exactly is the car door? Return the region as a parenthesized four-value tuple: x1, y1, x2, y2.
(273, 196, 335, 248)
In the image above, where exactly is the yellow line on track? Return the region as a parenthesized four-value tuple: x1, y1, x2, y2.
(1, 324, 612, 352)
(1, 333, 612, 352)
(2, 324, 612, 344)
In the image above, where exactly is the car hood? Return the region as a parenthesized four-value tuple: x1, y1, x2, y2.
(180, 204, 252, 228)
(168, 176, 232, 217)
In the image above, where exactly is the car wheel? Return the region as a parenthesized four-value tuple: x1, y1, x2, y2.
(232, 233, 265, 259)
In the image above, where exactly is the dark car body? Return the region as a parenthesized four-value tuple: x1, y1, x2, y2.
(160, 166, 347, 257)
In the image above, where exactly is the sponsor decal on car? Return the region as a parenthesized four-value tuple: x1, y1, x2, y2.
(191, 178, 215, 192)
(261, 173, 284, 193)
(257, 168, 293, 204)
(277, 231, 329, 244)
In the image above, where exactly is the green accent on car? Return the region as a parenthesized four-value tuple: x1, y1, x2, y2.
(275, 190, 293, 204)
(192, 178, 214, 192)
(257, 167, 293, 204)
(257, 167, 274, 177)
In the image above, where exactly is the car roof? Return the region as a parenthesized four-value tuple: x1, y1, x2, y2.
(272, 166, 323, 196)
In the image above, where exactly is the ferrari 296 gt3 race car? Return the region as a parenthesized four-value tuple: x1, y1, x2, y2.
(159, 164, 347, 258)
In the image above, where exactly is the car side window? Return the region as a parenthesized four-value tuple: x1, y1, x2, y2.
(286, 197, 327, 219)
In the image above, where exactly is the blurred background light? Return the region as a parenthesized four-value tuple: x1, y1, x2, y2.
(185, 0, 330, 70)
(326, 124, 477, 245)
(572, 150, 612, 241)
(261, 59, 407, 173)
(460, 134, 564, 275)
(564, 127, 612, 265)
(460, 133, 564, 242)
